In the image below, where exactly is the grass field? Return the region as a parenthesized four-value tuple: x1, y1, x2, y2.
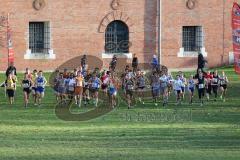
(0, 67, 240, 160)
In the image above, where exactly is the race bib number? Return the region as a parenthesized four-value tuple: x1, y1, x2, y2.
(38, 82, 44, 87)
(127, 85, 134, 90)
(199, 84, 204, 89)
(92, 83, 100, 89)
(23, 83, 29, 88)
(68, 86, 75, 91)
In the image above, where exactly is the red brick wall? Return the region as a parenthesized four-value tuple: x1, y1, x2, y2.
(162, 0, 235, 69)
(0, 0, 236, 71)
(0, 0, 155, 71)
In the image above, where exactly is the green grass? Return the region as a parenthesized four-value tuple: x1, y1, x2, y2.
(0, 67, 240, 160)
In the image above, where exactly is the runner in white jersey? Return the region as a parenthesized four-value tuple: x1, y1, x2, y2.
(173, 75, 183, 106)
(179, 71, 187, 100)
(160, 73, 169, 106)
(219, 71, 229, 102)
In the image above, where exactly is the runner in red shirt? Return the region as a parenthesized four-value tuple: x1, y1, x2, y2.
(205, 71, 213, 101)
(101, 70, 109, 95)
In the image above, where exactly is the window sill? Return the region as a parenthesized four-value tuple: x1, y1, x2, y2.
(177, 48, 207, 57)
(102, 53, 133, 59)
(24, 49, 56, 60)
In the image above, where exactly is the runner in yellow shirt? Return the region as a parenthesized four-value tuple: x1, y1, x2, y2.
(5, 73, 17, 104)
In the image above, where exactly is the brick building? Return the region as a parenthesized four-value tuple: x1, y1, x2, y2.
(0, 0, 236, 71)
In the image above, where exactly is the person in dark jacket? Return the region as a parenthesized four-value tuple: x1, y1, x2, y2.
(132, 54, 138, 73)
(110, 55, 117, 72)
(198, 53, 207, 71)
(5, 62, 17, 77)
(81, 55, 87, 70)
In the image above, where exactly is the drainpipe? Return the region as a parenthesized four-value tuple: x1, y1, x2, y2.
(157, 0, 162, 66)
(222, 0, 225, 65)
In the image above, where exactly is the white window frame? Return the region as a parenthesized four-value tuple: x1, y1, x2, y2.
(24, 21, 55, 60)
(178, 26, 207, 57)
(102, 52, 133, 59)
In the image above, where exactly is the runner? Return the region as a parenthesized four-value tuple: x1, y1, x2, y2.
(173, 75, 183, 106)
(53, 70, 60, 102)
(167, 72, 173, 97)
(188, 75, 195, 104)
(63, 68, 69, 79)
(197, 71, 206, 106)
(125, 75, 135, 109)
(22, 73, 32, 108)
(32, 69, 38, 105)
(179, 71, 187, 100)
(136, 70, 145, 104)
(83, 70, 91, 106)
(75, 71, 84, 107)
(25, 68, 33, 80)
(57, 72, 66, 101)
(89, 73, 101, 107)
(150, 71, 160, 106)
(211, 70, 220, 101)
(159, 73, 169, 106)
(108, 72, 118, 108)
(219, 71, 229, 102)
(101, 70, 109, 95)
(35, 71, 47, 106)
(67, 73, 76, 100)
(205, 71, 213, 101)
(5, 73, 17, 105)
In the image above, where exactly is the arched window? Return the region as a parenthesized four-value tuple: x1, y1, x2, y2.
(105, 20, 129, 54)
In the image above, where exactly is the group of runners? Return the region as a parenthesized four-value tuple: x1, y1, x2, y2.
(2, 58, 229, 109)
(3, 68, 47, 107)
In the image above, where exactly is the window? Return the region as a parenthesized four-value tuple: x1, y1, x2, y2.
(105, 20, 129, 54)
(29, 22, 50, 54)
(182, 26, 203, 52)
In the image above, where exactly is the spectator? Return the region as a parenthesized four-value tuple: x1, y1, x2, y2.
(151, 55, 159, 71)
(6, 62, 17, 77)
(132, 54, 138, 73)
(81, 55, 87, 70)
(198, 52, 207, 71)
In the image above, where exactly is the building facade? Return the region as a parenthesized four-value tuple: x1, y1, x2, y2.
(0, 0, 236, 71)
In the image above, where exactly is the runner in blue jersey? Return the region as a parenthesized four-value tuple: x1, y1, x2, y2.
(35, 71, 47, 106)
(188, 75, 195, 104)
(89, 73, 101, 107)
(108, 72, 118, 108)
